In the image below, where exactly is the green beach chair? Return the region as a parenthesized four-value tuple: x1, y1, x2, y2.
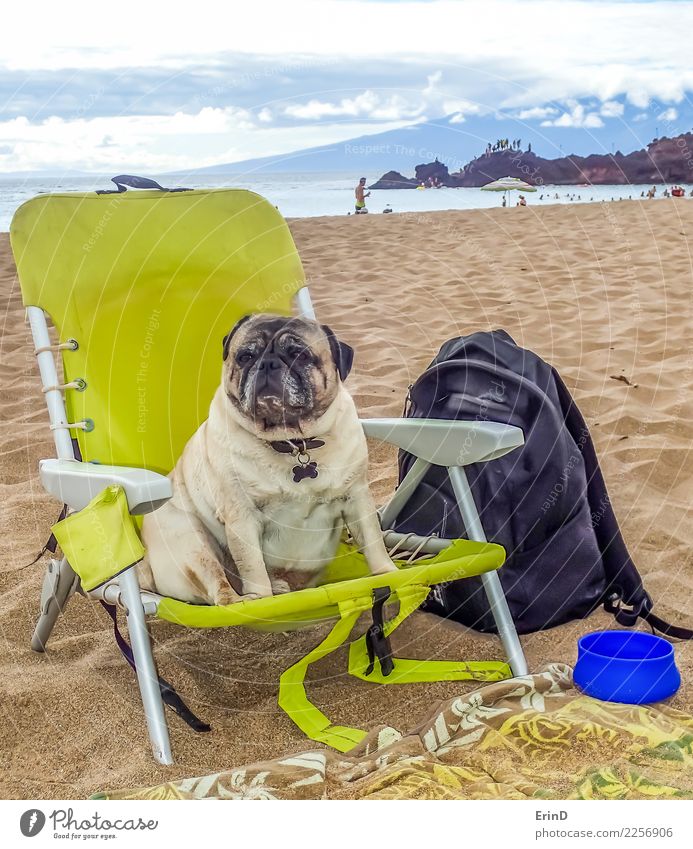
(10, 180, 528, 764)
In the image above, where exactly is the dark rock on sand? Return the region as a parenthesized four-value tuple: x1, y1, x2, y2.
(369, 170, 417, 189)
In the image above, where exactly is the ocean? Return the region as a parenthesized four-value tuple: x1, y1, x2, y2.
(0, 172, 689, 231)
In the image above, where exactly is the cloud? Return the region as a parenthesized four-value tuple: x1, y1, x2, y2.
(4, 0, 693, 76)
(441, 98, 485, 118)
(627, 90, 652, 109)
(516, 106, 559, 120)
(600, 100, 624, 117)
(280, 72, 476, 124)
(423, 70, 443, 96)
(0, 109, 254, 171)
(658, 107, 678, 121)
(3, 0, 693, 171)
(283, 90, 423, 122)
(541, 103, 604, 129)
(0, 108, 409, 172)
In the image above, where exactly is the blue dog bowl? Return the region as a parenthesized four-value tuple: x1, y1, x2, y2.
(573, 630, 680, 704)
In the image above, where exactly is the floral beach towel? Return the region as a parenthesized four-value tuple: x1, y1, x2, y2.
(96, 665, 693, 800)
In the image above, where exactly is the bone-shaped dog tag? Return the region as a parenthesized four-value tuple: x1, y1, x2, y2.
(292, 461, 318, 482)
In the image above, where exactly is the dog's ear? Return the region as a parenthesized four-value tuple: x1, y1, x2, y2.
(223, 314, 252, 361)
(321, 324, 354, 381)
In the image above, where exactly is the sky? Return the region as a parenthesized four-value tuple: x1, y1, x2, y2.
(2, 0, 693, 172)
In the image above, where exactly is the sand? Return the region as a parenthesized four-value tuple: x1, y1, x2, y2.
(1, 199, 692, 799)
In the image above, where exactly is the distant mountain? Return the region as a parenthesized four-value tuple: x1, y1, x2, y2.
(185, 98, 693, 176)
(371, 133, 693, 188)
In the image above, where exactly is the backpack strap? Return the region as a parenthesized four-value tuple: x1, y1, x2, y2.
(25, 503, 68, 567)
(100, 601, 211, 732)
(604, 592, 693, 640)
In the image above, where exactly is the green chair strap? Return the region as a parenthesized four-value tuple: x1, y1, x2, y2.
(278, 596, 372, 752)
(278, 584, 512, 752)
(349, 585, 511, 685)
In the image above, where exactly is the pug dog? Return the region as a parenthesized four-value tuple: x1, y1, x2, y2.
(139, 313, 397, 604)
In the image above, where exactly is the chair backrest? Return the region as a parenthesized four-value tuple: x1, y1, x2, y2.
(11, 188, 305, 473)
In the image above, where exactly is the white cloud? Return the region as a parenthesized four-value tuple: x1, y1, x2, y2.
(423, 71, 443, 96)
(600, 100, 624, 117)
(627, 90, 652, 109)
(4, 0, 693, 172)
(3, 0, 693, 76)
(281, 73, 478, 124)
(0, 109, 254, 172)
(633, 113, 648, 122)
(541, 103, 604, 129)
(516, 106, 559, 120)
(441, 99, 485, 118)
(0, 109, 409, 172)
(284, 90, 423, 122)
(448, 113, 465, 124)
(658, 107, 678, 121)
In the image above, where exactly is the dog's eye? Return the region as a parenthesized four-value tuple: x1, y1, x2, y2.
(236, 351, 254, 365)
(287, 346, 307, 359)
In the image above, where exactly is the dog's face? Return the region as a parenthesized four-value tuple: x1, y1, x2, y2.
(222, 314, 354, 433)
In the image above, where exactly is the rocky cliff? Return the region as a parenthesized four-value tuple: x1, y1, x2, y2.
(369, 134, 693, 189)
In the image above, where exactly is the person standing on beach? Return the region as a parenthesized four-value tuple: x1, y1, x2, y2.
(355, 177, 370, 214)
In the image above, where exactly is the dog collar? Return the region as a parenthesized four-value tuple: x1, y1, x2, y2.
(268, 438, 325, 454)
(268, 438, 325, 483)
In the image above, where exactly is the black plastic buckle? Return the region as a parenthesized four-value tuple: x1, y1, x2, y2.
(604, 590, 652, 627)
(365, 586, 395, 677)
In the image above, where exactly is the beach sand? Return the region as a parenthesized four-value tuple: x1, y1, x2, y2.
(1, 199, 692, 799)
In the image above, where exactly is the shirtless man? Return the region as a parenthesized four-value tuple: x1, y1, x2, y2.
(354, 177, 370, 213)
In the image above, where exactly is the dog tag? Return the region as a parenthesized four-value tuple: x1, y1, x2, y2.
(292, 460, 318, 482)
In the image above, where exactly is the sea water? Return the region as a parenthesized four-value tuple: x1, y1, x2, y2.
(0, 171, 689, 231)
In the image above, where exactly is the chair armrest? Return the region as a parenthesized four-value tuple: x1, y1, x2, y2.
(360, 418, 524, 466)
(38, 459, 172, 515)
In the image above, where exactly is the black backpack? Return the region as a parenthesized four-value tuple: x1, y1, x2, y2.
(394, 329, 691, 639)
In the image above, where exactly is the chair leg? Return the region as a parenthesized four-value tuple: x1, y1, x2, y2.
(118, 567, 173, 766)
(31, 557, 79, 652)
(480, 571, 528, 676)
(448, 465, 529, 677)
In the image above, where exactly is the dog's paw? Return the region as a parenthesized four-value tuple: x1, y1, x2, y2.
(239, 589, 279, 602)
(371, 559, 398, 575)
(270, 577, 292, 595)
(240, 581, 273, 599)
(215, 586, 242, 606)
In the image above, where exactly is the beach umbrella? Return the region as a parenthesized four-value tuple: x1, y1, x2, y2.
(481, 176, 537, 205)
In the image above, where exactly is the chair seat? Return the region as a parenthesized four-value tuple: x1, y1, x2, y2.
(156, 538, 505, 631)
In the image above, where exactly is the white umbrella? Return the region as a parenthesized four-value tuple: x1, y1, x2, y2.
(481, 176, 537, 206)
